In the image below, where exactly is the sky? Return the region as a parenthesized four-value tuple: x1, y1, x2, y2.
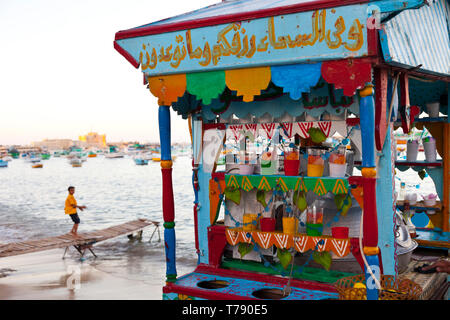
(0, 0, 218, 145)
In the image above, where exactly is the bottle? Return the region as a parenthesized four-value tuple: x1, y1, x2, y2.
(398, 182, 406, 201)
(273, 192, 285, 232)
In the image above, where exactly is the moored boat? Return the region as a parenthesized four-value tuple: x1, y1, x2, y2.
(134, 157, 149, 165)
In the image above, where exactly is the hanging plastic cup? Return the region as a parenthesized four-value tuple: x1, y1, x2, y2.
(426, 102, 440, 118)
(260, 150, 277, 175)
(329, 148, 347, 177)
(284, 150, 300, 176)
(243, 213, 258, 231)
(423, 137, 437, 162)
(282, 216, 298, 234)
(306, 206, 323, 236)
(406, 140, 419, 162)
(260, 217, 276, 232)
(307, 149, 325, 177)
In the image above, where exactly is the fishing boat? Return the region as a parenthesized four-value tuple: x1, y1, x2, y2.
(41, 152, 51, 160)
(88, 151, 97, 158)
(115, 0, 449, 300)
(31, 161, 43, 168)
(105, 145, 125, 158)
(70, 158, 82, 167)
(105, 152, 125, 159)
(0, 159, 8, 168)
(133, 157, 149, 165)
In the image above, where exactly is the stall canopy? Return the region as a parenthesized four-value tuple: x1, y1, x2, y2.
(114, 0, 448, 110)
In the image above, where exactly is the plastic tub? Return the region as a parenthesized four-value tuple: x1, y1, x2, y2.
(240, 164, 255, 175)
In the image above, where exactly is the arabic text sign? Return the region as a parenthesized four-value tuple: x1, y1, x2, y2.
(117, 4, 369, 75)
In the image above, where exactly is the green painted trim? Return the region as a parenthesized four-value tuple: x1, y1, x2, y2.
(186, 70, 226, 105)
(164, 221, 176, 229)
(225, 174, 349, 195)
(166, 274, 177, 282)
(221, 258, 356, 284)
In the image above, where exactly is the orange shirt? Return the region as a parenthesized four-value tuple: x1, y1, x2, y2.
(65, 194, 77, 214)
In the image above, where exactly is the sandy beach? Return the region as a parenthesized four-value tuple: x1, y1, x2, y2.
(0, 248, 165, 300)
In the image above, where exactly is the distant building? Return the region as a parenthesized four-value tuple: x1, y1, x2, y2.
(78, 132, 106, 148)
(32, 139, 74, 150)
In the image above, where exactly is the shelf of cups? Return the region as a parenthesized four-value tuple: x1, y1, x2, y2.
(354, 160, 442, 168)
(396, 200, 442, 212)
(225, 227, 351, 258)
(394, 116, 448, 126)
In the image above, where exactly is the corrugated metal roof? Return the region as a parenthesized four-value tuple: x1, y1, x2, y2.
(380, 0, 450, 77)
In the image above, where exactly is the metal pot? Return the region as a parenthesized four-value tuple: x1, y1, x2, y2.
(397, 240, 418, 273)
(395, 212, 418, 273)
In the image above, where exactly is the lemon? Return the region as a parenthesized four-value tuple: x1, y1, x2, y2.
(353, 282, 366, 289)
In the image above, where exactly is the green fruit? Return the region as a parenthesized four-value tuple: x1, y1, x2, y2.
(308, 127, 327, 144)
(277, 248, 292, 269)
(312, 251, 332, 271)
(238, 243, 254, 258)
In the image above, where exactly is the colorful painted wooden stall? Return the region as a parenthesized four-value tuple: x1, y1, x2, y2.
(114, 0, 449, 300)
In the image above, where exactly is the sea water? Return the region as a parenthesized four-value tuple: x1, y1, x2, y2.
(0, 155, 198, 290)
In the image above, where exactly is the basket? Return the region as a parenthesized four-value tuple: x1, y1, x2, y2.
(334, 274, 422, 300)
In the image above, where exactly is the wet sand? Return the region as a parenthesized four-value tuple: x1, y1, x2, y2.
(0, 248, 164, 300)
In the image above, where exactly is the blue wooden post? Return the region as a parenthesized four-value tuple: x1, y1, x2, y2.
(159, 105, 177, 282)
(377, 78, 398, 277)
(359, 84, 381, 300)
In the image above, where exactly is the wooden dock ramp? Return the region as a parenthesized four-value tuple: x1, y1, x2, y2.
(0, 219, 160, 259)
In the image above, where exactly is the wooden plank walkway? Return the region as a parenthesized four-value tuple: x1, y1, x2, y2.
(0, 219, 159, 258)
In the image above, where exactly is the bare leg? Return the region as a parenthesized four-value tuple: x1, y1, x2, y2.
(73, 223, 79, 235)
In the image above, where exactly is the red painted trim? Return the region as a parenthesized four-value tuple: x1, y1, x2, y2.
(203, 123, 226, 131)
(163, 283, 254, 300)
(115, 0, 370, 40)
(346, 117, 360, 127)
(113, 41, 140, 68)
(211, 171, 225, 181)
(207, 225, 228, 268)
(162, 168, 175, 223)
(193, 203, 200, 252)
(367, 26, 379, 57)
(194, 264, 337, 293)
(362, 177, 378, 248)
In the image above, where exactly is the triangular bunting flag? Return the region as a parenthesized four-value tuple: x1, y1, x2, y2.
(331, 239, 349, 257)
(227, 175, 240, 190)
(256, 232, 273, 249)
(313, 179, 327, 196)
(317, 121, 332, 137)
(258, 176, 272, 191)
(332, 179, 348, 195)
(241, 176, 254, 192)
